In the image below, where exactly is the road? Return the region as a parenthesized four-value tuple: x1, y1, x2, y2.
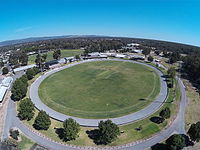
(1, 60, 187, 150)
(30, 59, 168, 126)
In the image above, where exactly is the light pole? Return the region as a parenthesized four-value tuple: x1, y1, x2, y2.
(106, 103, 109, 119)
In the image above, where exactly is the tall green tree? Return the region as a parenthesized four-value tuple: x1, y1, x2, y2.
(26, 68, 35, 80)
(166, 134, 186, 150)
(18, 52, 28, 66)
(33, 110, 51, 130)
(11, 78, 28, 101)
(167, 67, 176, 87)
(35, 54, 47, 71)
(188, 121, 200, 142)
(62, 118, 80, 141)
(53, 50, 61, 60)
(18, 98, 35, 120)
(142, 48, 151, 57)
(98, 120, 120, 144)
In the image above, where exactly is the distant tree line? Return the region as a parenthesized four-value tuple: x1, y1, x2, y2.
(182, 55, 200, 92)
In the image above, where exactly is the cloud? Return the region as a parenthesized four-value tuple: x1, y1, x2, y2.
(15, 26, 33, 33)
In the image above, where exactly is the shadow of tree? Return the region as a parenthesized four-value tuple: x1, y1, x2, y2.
(138, 98, 146, 101)
(86, 129, 103, 145)
(150, 116, 164, 124)
(151, 143, 168, 150)
(55, 128, 67, 142)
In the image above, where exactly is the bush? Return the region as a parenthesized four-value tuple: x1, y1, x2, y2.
(33, 110, 51, 130)
(62, 118, 80, 141)
(188, 121, 200, 142)
(166, 134, 186, 150)
(9, 129, 19, 140)
(2, 67, 9, 75)
(159, 107, 171, 119)
(18, 98, 35, 120)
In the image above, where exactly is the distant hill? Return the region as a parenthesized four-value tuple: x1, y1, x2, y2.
(0, 35, 106, 47)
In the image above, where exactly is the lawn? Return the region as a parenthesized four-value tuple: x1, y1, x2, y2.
(18, 134, 35, 150)
(39, 60, 160, 119)
(20, 73, 179, 147)
(17, 61, 180, 147)
(28, 49, 83, 64)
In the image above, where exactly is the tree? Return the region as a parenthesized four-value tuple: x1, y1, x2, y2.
(75, 55, 80, 60)
(9, 129, 19, 140)
(98, 120, 120, 144)
(26, 68, 35, 80)
(53, 50, 61, 60)
(62, 118, 80, 141)
(0, 139, 20, 150)
(169, 52, 181, 64)
(167, 67, 176, 87)
(188, 121, 200, 142)
(142, 48, 151, 57)
(18, 98, 35, 120)
(159, 107, 171, 119)
(33, 110, 51, 130)
(20, 75, 28, 87)
(35, 54, 47, 71)
(18, 52, 28, 66)
(166, 134, 186, 150)
(147, 56, 154, 62)
(11, 78, 28, 101)
(2, 67, 9, 75)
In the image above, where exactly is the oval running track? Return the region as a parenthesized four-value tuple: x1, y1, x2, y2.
(30, 58, 168, 127)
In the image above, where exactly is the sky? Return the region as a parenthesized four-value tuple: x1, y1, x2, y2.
(0, 0, 200, 46)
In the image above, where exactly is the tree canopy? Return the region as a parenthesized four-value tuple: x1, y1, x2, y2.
(159, 107, 171, 119)
(188, 121, 200, 142)
(33, 110, 51, 130)
(11, 77, 28, 101)
(2, 67, 9, 75)
(62, 118, 80, 141)
(166, 134, 186, 150)
(18, 98, 35, 120)
(98, 120, 120, 145)
(53, 50, 61, 60)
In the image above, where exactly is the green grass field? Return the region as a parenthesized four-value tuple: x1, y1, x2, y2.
(28, 49, 83, 64)
(18, 134, 35, 150)
(39, 61, 160, 119)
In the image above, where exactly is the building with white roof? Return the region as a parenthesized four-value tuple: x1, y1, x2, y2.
(0, 76, 13, 103)
(0, 86, 8, 103)
(13, 64, 36, 73)
(1, 77, 13, 88)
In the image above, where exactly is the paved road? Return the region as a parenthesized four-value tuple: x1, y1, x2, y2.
(30, 59, 168, 126)
(2, 75, 187, 150)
